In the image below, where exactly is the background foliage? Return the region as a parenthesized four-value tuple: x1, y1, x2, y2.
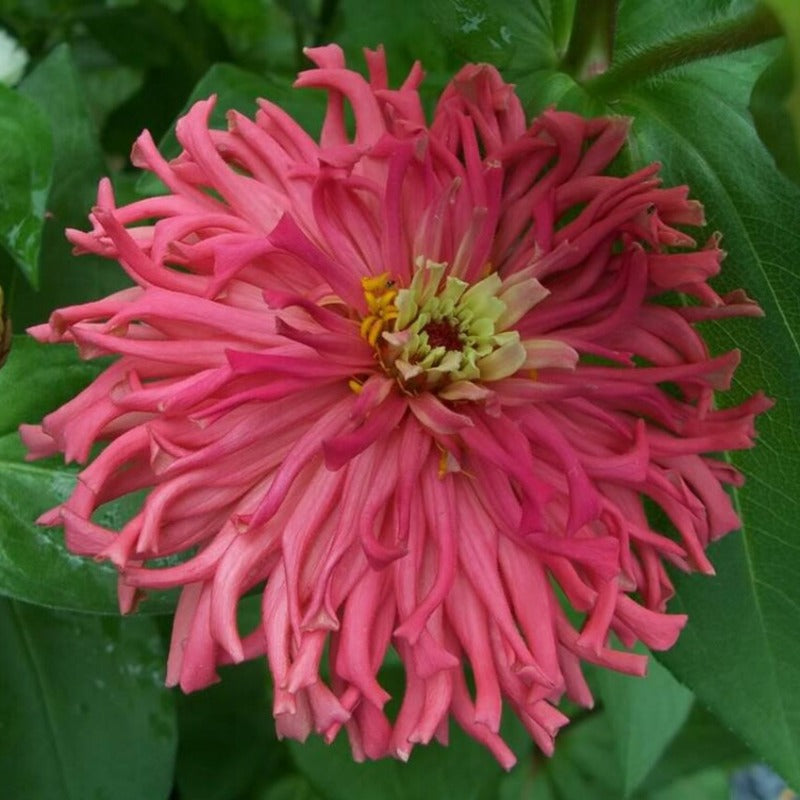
(0, 0, 798, 798)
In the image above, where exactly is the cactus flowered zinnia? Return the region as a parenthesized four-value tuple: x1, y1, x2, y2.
(21, 47, 769, 766)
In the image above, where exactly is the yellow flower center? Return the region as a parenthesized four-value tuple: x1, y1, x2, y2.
(359, 272, 399, 347)
(358, 258, 529, 396)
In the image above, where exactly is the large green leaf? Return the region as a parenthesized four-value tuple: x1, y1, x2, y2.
(638, 705, 752, 794)
(0, 336, 175, 614)
(291, 722, 522, 800)
(595, 650, 693, 797)
(252, 775, 323, 800)
(0, 336, 117, 611)
(617, 55, 800, 789)
(499, 713, 623, 800)
(427, 0, 800, 787)
(1, 44, 133, 330)
(0, 597, 177, 800)
(498, 703, 751, 800)
(0, 84, 52, 288)
(426, 0, 557, 71)
(290, 666, 529, 800)
(645, 769, 731, 800)
(175, 616, 287, 800)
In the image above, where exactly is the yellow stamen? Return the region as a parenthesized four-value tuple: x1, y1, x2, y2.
(367, 317, 385, 347)
(378, 289, 398, 308)
(360, 315, 377, 339)
(528, 368, 538, 381)
(348, 379, 364, 394)
(360, 272, 399, 347)
(361, 272, 392, 293)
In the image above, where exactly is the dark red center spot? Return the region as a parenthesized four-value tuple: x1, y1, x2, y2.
(423, 319, 463, 351)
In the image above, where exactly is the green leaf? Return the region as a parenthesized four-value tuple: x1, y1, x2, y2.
(136, 62, 325, 197)
(425, 0, 557, 71)
(499, 767, 557, 800)
(0, 84, 52, 288)
(190, 0, 301, 76)
(637, 705, 752, 795)
(620, 56, 800, 789)
(0, 336, 117, 611)
(1, 44, 133, 330)
(251, 775, 323, 800)
(761, 0, 800, 164)
(0, 336, 175, 614)
(0, 596, 177, 800)
(85, 1, 231, 159)
(645, 769, 731, 800)
(499, 713, 623, 800)
(80, 2, 186, 69)
(595, 649, 693, 797)
(291, 730, 509, 800)
(500, 703, 749, 800)
(612, 0, 762, 53)
(750, 44, 800, 184)
(289, 666, 528, 800)
(18, 43, 106, 218)
(332, 0, 461, 93)
(175, 648, 286, 800)
(72, 35, 145, 131)
(427, 0, 800, 787)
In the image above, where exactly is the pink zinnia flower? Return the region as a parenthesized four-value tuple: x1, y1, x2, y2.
(22, 46, 769, 767)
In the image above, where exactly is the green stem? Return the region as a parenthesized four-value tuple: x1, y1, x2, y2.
(561, 0, 619, 81)
(588, 5, 783, 96)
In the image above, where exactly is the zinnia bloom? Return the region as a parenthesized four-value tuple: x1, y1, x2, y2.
(22, 46, 769, 767)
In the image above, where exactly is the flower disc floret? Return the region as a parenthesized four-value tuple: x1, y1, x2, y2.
(371, 258, 529, 393)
